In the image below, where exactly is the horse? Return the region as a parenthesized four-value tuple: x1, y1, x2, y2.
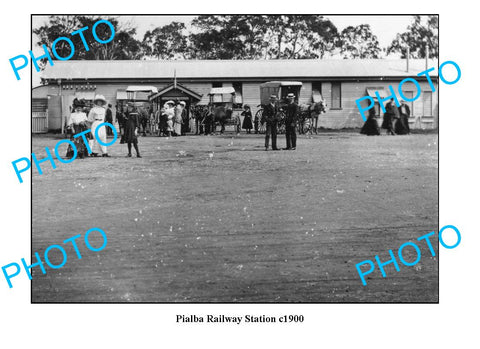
(308, 100, 327, 134)
(192, 105, 209, 134)
(297, 104, 311, 134)
(211, 105, 232, 134)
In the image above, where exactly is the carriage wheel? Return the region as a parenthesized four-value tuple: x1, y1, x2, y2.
(259, 122, 266, 134)
(255, 109, 265, 134)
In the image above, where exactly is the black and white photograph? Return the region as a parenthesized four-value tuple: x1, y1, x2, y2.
(30, 14, 439, 303)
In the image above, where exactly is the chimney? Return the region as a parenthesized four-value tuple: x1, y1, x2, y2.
(406, 47, 410, 72)
(425, 44, 429, 70)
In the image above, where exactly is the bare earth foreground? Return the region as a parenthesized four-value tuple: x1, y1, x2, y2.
(32, 131, 438, 302)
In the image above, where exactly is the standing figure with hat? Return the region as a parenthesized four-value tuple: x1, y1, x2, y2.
(180, 101, 189, 135)
(261, 95, 280, 151)
(124, 102, 142, 158)
(174, 101, 183, 136)
(66, 99, 90, 158)
(116, 104, 126, 143)
(164, 100, 175, 137)
(360, 108, 380, 136)
(284, 93, 298, 150)
(241, 105, 253, 134)
(88, 94, 110, 157)
(395, 99, 411, 135)
(382, 100, 399, 135)
(105, 104, 113, 136)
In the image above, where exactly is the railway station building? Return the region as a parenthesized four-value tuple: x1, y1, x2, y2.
(32, 59, 438, 133)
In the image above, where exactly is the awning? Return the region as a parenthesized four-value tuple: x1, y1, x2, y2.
(126, 85, 158, 93)
(209, 87, 235, 95)
(260, 81, 303, 88)
(74, 91, 95, 100)
(116, 90, 128, 100)
(366, 87, 388, 100)
(312, 89, 323, 103)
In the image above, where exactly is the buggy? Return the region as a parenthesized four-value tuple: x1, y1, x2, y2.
(255, 81, 303, 134)
(208, 87, 236, 134)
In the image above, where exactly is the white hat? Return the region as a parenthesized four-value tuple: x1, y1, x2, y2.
(94, 94, 106, 104)
(180, 101, 186, 106)
(166, 100, 175, 105)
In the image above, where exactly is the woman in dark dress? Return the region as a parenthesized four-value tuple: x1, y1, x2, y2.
(124, 103, 142, 158)
(381, 100, 397, 135)
(360, 108, 380, 136)
(395, 100, 411, 135)
(241, 105, 253, 134)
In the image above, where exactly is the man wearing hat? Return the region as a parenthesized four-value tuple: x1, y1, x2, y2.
(284, 93, 298, 150)
(262, 95, 280, 151)
(395, 99, 411, 135)
(180, 101, 189, 135)
(105, 104, 113, 136)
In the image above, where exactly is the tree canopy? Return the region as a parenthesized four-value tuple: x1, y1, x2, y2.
(33, 16, 143, 61)
(33, 15, 439, 63)
(337, 24, 381, 59)
(387, 15, 438, 58)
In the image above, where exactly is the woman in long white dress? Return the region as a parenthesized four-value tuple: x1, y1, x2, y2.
(164, 101, 175, 137)
(88, 95, 110, 157)
(174, 102, 183, 136)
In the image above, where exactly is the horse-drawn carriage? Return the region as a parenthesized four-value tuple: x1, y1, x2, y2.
(255, 81, 302, 134)
(125, 86, 158, 136)
(255, 81, 327, 134)
(208, 87, 236, 134)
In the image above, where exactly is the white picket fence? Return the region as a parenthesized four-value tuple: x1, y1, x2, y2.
(32, 111, 48, 133)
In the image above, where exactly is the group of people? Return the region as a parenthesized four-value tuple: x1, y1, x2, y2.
(262, 93, 299, 151)
(67, 95, 142, 158)
(66, 95, 112, 158)
(360, 99, 411, 136)
(66, 92, 414, 159)
(155, 100, 189, 137)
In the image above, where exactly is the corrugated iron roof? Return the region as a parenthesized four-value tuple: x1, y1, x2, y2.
(41, 59, 439, 80)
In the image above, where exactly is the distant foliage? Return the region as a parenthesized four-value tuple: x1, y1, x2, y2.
(33, 15, 439, 63)
(143, 22, 188, 59)
(33, 15, 144, 62)
(337, 24, 381, 59)
(387, 15, 438, 58)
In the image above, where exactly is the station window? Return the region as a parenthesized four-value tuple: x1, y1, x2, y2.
(331, 82, 342, 109)
(312, 81, 322, 95)
(423, 91, 433, 116)
(212, 82, 222, 88)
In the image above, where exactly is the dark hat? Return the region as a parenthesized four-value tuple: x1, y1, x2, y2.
(73, 98, 85, 109)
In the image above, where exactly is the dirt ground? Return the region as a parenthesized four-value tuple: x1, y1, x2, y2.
(31, 130, 438, 302)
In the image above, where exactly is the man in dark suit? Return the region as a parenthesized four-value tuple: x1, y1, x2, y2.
(105, 104, 113, 136)
(396, 99, 411, 135)
(284, 93, 298, 150)
(262, 95, 280, 151)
